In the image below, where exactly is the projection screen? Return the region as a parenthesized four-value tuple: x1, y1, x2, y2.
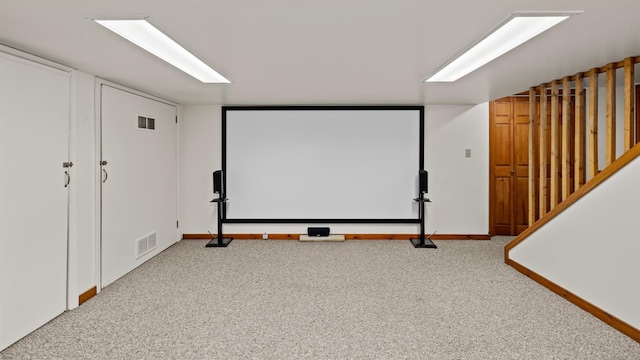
(222, 106, 424, 223)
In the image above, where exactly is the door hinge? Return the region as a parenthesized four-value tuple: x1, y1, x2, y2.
(63, 161, 74, 168)
(175, 116, 178, 124)
(176, 220, 179, 228)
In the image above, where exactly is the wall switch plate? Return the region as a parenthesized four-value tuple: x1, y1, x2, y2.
(465, 149, 471, 158)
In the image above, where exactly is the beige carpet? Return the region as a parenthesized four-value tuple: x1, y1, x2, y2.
(2, 237, 638, 359)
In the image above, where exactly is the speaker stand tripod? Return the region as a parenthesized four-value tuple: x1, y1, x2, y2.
(410, 193, 436, 248)
(206, 197, 233, 247)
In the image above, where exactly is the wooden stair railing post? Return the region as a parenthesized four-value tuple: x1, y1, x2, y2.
(605, 62, 616, 166)
(624, 57, 635, 151)
(561, 76, 572, 201)
(539, 85, 549, 217)
(574, 73, 586, 189)
(550, 80, 560, 209)
(588, 68, 599, 179)
(528, 87, 538, 226)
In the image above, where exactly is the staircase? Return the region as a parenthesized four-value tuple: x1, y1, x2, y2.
(505, 144, 640, 342)
(504, 56, 640, 343)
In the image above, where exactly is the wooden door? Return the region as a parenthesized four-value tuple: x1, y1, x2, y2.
(489, 97, 530, 235)
(513, 98, 531, 234)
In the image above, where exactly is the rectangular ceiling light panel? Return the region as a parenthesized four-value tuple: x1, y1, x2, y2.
(425, 12, 580, 82)
(95, 19, 230, 83)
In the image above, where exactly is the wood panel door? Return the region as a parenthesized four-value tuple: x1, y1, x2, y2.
(490, 97, 530, 235)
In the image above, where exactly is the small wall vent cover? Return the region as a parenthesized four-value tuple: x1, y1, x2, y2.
(137, 116, 155, 130)
(136, 232, 158, 258)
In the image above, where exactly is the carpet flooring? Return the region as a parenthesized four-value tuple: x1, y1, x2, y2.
(1, 237, 639, 359)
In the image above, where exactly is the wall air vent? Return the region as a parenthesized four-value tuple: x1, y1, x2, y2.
(137, 116, 156, 130)
(147, 232, 157, 249)
(136, 232, 158, 258)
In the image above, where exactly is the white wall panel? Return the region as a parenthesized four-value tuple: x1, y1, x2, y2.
(424, 104, 489, 234)
(510, 156, 640, 329)
(180, 103, 489, 235)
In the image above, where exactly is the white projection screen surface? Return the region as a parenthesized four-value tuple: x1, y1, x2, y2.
(222, 106, 424, 223)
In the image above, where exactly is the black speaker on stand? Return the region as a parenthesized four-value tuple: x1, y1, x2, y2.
(410, 170, 436, 249)
(207, 170, 233, 248)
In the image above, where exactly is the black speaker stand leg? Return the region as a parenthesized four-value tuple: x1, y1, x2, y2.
(206, 198, 233, 248)
(206, 237, 233, 247)
(410, 237, 436, 248)
(410, 195, 436, 249)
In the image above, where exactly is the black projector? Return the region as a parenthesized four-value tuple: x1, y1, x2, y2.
(307, 227, 330, 237)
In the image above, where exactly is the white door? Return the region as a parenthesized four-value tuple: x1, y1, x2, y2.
(0, 53, 70, 351)
(100, 85, 177, 287)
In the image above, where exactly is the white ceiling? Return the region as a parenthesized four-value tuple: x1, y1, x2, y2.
(1, 0, 639, 105)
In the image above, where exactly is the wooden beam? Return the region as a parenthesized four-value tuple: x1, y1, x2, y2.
(561, 76, 572, 200)
(550, 80, 559, 208)
(574, 73, 586, 189)
(624, 57, 635, 151)
(528, 87, 538, 226)
(588, 68, 599, 178)
(637, 84, 640, 146)
(517, 55, 640, 92)
(606, 63, 616, 166)
(539, 85, 548, 217)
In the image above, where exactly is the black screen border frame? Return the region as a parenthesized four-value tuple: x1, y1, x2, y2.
(221, 105, 424, 224)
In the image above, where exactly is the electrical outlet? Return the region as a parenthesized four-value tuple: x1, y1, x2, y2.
(465, 148, 472, 158)
(262, 232, 268, 240)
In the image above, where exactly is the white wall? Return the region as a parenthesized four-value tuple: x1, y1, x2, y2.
(69, 70, 97, 305)
(425, 104, 489, 234)
(509, 155, 640, 329)
(180, 103, 489, 236)
(181, 105, 222, 234)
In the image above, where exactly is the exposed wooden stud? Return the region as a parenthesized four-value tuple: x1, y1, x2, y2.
(539, 85, 548, 217)
(624, 57, 635, 151)
(637, 84, 640, 146)
(528, 87, 538, 226)
(561, 76, 572, 201)
(514, 55, 640, 93)
(550, 80, 559, 208)
(574, 73, 586, 189)
(588, 68, 599, 178)
(605, 63, 616, 166)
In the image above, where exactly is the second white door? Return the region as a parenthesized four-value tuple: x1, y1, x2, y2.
(100, 85, 178, 287)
